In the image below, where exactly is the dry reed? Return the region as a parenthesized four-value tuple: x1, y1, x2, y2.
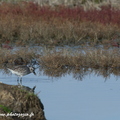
(0, 2, 120, 46)
(1, 47, 120, 80)
(39, 48, 120, 69)
(1, 47, 120, 69)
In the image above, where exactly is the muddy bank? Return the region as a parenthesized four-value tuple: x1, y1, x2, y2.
(0, 83, 46, 120)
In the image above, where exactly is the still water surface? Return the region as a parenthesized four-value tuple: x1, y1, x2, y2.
(1, 70, 120, 120)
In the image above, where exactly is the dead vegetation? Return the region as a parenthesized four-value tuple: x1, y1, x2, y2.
(0, 2, 120, 46)
(39, 48, 120, 69)
(0, 48, 37, 69)
(1, 47, 120, 69)
(37, 48, 120, 80)
(1, 47, 120, 80)
(0, 1, 120, 79)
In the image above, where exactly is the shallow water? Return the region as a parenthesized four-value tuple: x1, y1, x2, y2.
(1, 70, 120, 120)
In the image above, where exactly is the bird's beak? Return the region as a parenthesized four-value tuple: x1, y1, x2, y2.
(33, 71, 36, 75)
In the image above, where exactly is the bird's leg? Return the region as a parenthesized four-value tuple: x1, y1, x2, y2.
(17, 77, 20, 85)
(20, 77, 22, 86)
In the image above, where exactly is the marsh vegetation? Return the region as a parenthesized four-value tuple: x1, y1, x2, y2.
(0, 1, 120, 79)
(0, 1, 120, 46)
(0, 47, 120, 80)
(0, 2, 120, 119)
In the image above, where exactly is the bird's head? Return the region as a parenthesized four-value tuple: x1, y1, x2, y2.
(29, 67, 36, 75)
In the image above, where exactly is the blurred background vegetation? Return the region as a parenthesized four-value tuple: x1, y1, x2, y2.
(0, 0, 119, 5)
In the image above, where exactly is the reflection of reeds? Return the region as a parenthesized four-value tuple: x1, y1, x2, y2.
(1, 47, 120, 80)
(1, 47, 120, 69)
(39, 64, 120, 81)
(40, 48, 120, 69)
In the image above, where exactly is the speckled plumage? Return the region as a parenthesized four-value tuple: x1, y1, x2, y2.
(8, 65, 36, 84)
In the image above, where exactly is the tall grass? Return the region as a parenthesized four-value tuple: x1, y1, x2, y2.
(1, 47, 120, 80)
(0, 47, 37, 66)
(37, 48, 120, 79)
(0, 2, 120, 46)
(1, 47, 120, 69)
(39, 48, 120, 69)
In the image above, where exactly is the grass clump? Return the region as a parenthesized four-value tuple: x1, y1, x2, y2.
(0, 46, 120, 71)
(0, 46, 120, 80)
(0, 47, 37, 67)
(0, 104, 11, 113)
(39, 48, 120, 69)
(0, 2, 120, 46)
(37, 48, 120, 79)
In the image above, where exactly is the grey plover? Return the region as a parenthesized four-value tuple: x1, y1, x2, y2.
(7, 65, 36, 83)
